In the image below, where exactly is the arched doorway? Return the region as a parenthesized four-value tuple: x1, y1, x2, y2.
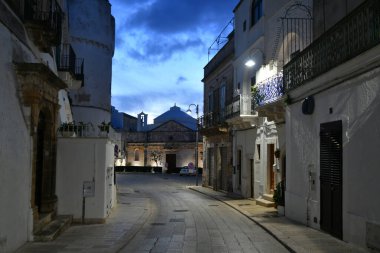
(33, 108, 57, 223)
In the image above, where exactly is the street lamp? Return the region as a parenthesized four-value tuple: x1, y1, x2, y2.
(187, 104, 199, 186)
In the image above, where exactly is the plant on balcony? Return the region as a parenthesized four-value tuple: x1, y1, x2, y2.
(58, 122, 76, 137)
(251, 86, 265, 107)
(98, 121, 111, 133)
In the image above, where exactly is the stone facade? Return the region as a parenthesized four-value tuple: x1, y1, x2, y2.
(124, 106, 203, 172)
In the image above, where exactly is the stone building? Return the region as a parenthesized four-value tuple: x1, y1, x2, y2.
(204, 0, 311, 203)
(201, 29, 234, 192)
(0, 0, 81, 251)
(124, 105, 203, 173)
(0, 0, 115, 251)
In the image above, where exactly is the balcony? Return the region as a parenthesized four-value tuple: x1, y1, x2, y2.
(253, 72, 285, 122)
(225, 95, 258, 128)
(284, 0, 380, 91)
(199, 111, 228, 136)
(56, 44, 84, 89)
(23, 0, 63, 51)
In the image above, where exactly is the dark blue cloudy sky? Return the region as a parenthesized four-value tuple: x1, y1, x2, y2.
(110, 0, 239, 123)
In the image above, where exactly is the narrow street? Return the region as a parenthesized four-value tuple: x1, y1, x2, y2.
(17, 173, 289, 253)
(117, 173, 288, 253)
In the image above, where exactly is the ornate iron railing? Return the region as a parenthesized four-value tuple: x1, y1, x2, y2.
(75, 58, 85, 86)
(24, 0, 62, 44)
(200, 111, 226, 129)
(252, 72, 284, 107)
(56, 44, 76, 75)
(225, 97, 240, 119)
(284, 0, 380, 91)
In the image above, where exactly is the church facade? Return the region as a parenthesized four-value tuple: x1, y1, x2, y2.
(123, 105, 203, 173)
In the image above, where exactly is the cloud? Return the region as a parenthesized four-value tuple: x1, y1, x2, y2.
(112, 0, 238, 62)
(176, 76, 187, 85)
(127, 36, 203, 62)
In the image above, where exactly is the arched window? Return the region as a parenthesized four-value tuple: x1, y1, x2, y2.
(251, 0, 263, 27)
(134, 149, 140, 161)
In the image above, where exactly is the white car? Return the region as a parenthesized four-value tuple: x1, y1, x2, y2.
(179, 166, 196, 176)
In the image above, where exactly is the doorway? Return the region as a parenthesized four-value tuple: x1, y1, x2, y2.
(267, 144, 275, 193)
(250, 159, 254, 198)
(320, 120, 343, 239)
(166, 154, 176, 173)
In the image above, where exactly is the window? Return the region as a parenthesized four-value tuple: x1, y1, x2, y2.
(251, 0, 263, 27)
(256, 144, 261, 160)
(243, 20, 247, 31)
(220, 85, 226, 110)
(208, 91, 214, 112)
(134, 149, 140, 161)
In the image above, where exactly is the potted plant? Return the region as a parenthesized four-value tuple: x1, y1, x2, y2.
(274, 148, 281, 158)
(273, 181, 285, 215)
(98, 121, 111, 133)
(58, 122, 76, 137)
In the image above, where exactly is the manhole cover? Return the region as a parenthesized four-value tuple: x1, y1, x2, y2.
(169, 218, 185, 222)
(134, 190, 140, 193)
(120, 202, 131, 205)
(151, 223, 166, 226)
(173, 209, 188, 212)
(208, 204, 219, 207)
(118, 193, 130, 196)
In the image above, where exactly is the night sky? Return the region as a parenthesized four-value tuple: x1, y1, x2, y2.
(110, 0, 239, 123)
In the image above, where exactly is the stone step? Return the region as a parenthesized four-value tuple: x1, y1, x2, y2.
(256, 197, 275, 207)
(34, 215, 72, 242)
(263, 193, 274, 202)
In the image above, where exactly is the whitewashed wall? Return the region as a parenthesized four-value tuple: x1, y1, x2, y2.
(56, 138, 116, 222)
(286, 65, 380, 247)
(0, 24, 34, 253)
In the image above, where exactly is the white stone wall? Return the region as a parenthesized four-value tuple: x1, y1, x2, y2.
(234, 128, 256, 197)
(0, 24, 33, 253)
(286, 66, 380, 247)
(56, 138, 116, 221)
(67, 0, 114, 126)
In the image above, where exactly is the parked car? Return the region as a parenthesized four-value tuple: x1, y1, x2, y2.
(179, 166, 196, 176)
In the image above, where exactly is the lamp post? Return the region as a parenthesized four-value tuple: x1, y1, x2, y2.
(187, 104, 199, 186)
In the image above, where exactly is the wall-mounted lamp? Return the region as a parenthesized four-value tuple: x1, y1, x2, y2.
(245, 59, 256, 67)
(244, 48, 265, 68)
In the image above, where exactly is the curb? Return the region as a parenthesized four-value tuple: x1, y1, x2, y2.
(189, 187, 296, 253)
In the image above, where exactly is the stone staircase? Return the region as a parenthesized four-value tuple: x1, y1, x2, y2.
(256, 193, 275, 207)
(34, 215, 73, 242)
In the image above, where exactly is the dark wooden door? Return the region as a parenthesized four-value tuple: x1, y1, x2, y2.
(166, 154, 176, 173)
(268, 144, 275, 192)
(320, 120, 343, 239)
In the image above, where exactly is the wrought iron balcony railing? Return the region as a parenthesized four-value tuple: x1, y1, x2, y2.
(200, 111, 226, 129)
(75, 58, 85, 86)
(225, 96, 240, 119)
(56, 44, 76, 75)
(24, 0, 63, 45)
(252, 72, 284, 107)
(284, 0, 380, 91)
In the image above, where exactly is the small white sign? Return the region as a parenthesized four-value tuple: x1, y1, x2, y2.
(83, 181, 95, 197)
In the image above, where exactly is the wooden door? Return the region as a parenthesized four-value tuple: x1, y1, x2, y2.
(320, 121, 343, 239)
(166, 154, 176, 173)
(267, 144, 275, 192)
